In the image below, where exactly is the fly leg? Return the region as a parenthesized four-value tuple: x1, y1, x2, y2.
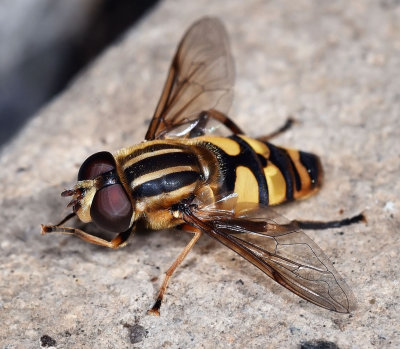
(189, 109, 244, 137)
(148, 228, 202, 316)
(195, 110, 294, 140)
(41, 213, 133, 249)
(291, 213, 366, 230)
(257, 117, 296, 141)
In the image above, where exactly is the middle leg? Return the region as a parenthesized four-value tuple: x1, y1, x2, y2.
(148, 228, 202, 316)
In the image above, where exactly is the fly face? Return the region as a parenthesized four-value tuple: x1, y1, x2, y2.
(64, 151, 134, 233)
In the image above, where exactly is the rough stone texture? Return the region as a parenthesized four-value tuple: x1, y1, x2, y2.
(1, 0, 399, 348)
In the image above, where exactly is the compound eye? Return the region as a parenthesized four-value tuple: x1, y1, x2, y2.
(78, 151, 116, 180)
(91, 184, 133, 232)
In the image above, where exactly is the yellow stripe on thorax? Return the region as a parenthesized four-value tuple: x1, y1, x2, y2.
(122, 148, 183, 169)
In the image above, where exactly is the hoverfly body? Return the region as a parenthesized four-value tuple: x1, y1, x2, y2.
(42, 17, 365, 315)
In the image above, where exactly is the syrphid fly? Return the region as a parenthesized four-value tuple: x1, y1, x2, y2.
(42, 17, 364, 315)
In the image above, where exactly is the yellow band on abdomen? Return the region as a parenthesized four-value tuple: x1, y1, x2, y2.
(264, 164, 286, 205)
(234, 166, 259, 203)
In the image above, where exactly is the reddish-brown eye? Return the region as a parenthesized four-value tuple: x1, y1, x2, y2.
(91, 184, 133, 232)
(78, 151, 116, 180)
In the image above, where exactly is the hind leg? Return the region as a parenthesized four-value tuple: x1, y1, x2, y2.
(292, 213, 366, 230)
(257, 117, 296, 141)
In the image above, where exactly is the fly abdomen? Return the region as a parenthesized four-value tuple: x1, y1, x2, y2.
(193, 135, 322, 207)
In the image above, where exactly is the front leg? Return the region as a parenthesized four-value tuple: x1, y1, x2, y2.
(41, 214, 133, 249)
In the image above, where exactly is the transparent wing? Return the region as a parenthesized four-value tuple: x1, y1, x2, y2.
(182, 197, 356, 313)
(146, 17, 235, 140)
(157, 110, 243, 139)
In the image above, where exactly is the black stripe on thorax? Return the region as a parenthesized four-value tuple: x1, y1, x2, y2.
(125, 151, 199, 183)
(132, 171, 200, 198)
(123, 143, 186, 164)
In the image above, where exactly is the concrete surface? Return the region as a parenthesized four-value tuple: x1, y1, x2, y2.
(1, 0, 399, 348)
